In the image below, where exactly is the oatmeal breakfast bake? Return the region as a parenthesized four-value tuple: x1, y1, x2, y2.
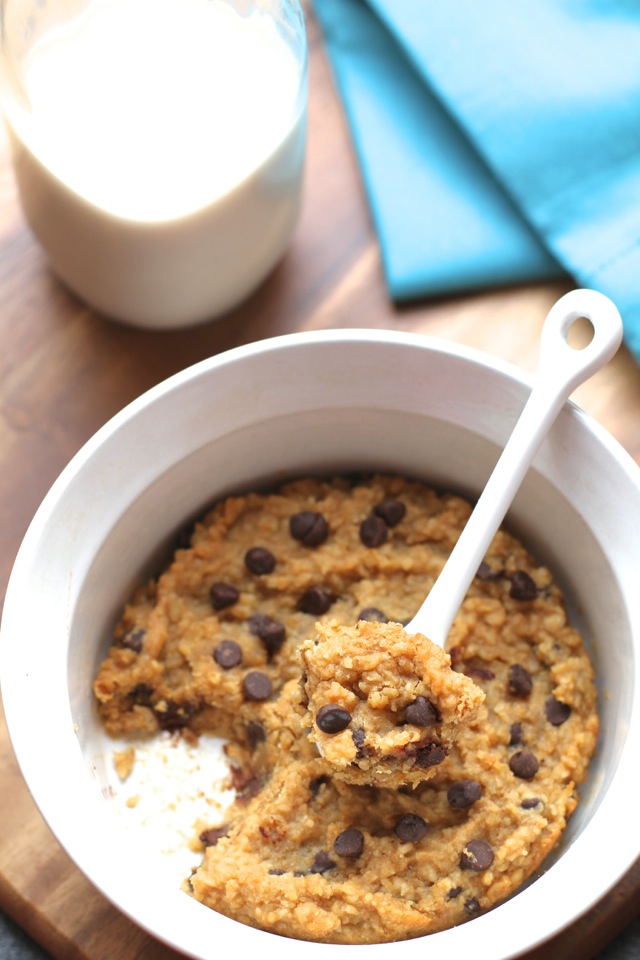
(93, 473, 598, 944)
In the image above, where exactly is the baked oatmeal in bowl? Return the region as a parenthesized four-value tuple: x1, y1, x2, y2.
(2, 328, 639, 958)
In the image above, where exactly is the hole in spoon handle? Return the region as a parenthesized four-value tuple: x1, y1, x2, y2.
(539, 288, 622, 393)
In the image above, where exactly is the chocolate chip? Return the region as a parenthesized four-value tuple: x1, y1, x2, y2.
(510, 570, 537, 600)
(359, 514, 388, 548)
(521, 797, 541, 809)
(244, 547, 276, 576)
(246, 721, 266, 750)
(358, 607, 388, 623)
(316, 704, 351, 734)
(298, 585, 334, 616)
(373, 498, 406, 527)
(154, 699, 192, 731)
(129, 683, 154, 705)
(209, 581, 240, 610)
(333, 828, 364, 859)
(509, 749, 539, 780)
(213, 640, 243, 669)
(352, 727, 370, 759)
(268, 868, 286, 876)
(247, 614, 286, 660)
(415, 741, 448, 768)
(247, 613, 271, 634)
(545, 696, 572, 726)
(508, 663, 533, 697)
(447, 886, 462, 899)
(121, 628, 145, 652)
(310, 850, 335, 874)
(460, 839, 494, 872)
(394, 813, 427, 843)
(476, 561, 503, 581)
(232, 768, 262, 802)
(404, 695, 440, 726)
(447, 779, 482, 809)
(464, 898, 481, 915)
(199, 825, 228, 847)
(289, 511, 329, 547)
(509, 722, 524, 746)
(242, 671, 273, 702)
(464, 663, 496, 680)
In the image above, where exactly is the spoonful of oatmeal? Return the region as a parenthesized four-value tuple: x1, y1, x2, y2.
(300, 289, 622, 787)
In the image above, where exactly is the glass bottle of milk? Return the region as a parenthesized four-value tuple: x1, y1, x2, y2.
(0, 0, 307, 328)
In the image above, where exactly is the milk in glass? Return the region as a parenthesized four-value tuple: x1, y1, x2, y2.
(1, 0, 307, 327)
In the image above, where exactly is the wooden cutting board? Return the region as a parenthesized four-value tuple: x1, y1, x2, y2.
(1, 4, 639, 958)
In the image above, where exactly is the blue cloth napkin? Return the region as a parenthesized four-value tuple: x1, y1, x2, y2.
(312, 0, 640, 361)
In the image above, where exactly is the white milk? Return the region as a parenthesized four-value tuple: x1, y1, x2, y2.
(2, 0, 306, 327)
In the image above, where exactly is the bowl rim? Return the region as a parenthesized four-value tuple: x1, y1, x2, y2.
(2, 327, 640, 960)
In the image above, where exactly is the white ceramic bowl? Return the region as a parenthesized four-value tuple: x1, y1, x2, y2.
(2, 329, 640, 960)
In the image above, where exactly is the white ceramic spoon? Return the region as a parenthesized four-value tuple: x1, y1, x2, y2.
(404, 288, 623, 648)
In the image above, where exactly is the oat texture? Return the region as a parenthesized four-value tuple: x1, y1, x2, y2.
(299, 618, 485, 787)
(93, 474, 599, 944)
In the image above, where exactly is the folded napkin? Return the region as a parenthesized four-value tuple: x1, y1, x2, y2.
(312, 0, 640, 361)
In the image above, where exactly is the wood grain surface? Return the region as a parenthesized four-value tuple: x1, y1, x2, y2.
(1, 5, 639, 958)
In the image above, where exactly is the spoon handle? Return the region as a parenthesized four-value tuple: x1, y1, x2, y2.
(406, 288, 622, 647)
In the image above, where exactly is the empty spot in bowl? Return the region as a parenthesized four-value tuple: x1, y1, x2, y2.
(104, 732, 233, 881)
